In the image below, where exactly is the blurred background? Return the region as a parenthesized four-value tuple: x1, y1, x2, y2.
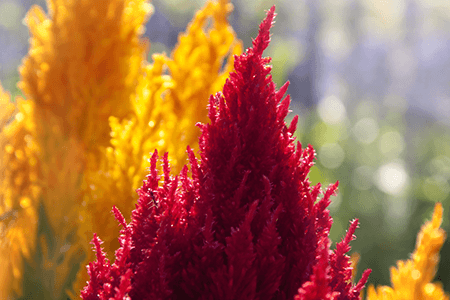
(1, 0, 450, 294)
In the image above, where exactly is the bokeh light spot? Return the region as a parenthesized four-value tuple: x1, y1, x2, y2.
(320, 26, 351, 61)
(353, 117, 379, 144)
(376, 161, 409, 195)
(379, 131, 405, 158)
(428, 155, 450, 178)
(422, 176, 450, 203)
(318, 95, 346, 125)
(0, 1, 22, 29)
(318, 143, 345, 169)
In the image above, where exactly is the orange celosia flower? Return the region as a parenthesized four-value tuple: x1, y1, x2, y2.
(0, 84, 39, 298)
(366, 202, 449, 300)
(1, 0, 152, 298)
(19, 0, 151, 160)
(74, 0, 242, 295)
(163, 0, 243, 167)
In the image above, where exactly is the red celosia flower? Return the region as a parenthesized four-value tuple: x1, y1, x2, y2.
(81, 6, 371, 300)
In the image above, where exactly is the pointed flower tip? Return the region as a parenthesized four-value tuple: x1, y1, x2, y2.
(355, 269, 372, 291)
(112, 206, 127, 229)
(252, 5, 276, 56)
(432, 202, 443, 228)
(90, 233, 102, 251)
(91, 232, 99, 244)
(349, 218, 359, 233)
(343, 219, 359, 245)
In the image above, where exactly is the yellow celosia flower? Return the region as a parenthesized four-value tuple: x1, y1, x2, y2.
(19, 0, 152, 157)
(1, 0, 152, 298)
(73, 0, 242, 296)
(163, 0, 243, 167)
(0, 84, 15, 128)
(0, 84, 39, 298)
(366, 202, 449, 300)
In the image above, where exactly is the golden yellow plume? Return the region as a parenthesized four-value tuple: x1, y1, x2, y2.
(367, 203, 449, 300)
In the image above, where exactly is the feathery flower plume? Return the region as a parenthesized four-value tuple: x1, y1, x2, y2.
(0, 84, 39, 299)
(0, 84, 39, 298)
(1, 0, 152, 297)
(162, 0, 243, 167)
(74, 0, 242, 295)
(367, 202, 449, 300)
(81, 7, 370, 300)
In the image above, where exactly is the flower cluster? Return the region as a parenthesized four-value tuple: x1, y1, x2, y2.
(2, 0, 449, 299)
(1, 0, 151, 297)
(81, 7, 371, 300)
(0, 0, 240, 298)
(0, 83, 40, 299)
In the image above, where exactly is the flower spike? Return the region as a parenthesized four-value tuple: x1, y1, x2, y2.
(82, 6, 370, 300)
(252, 6, 276, 57)
(367, 202, 448, 300)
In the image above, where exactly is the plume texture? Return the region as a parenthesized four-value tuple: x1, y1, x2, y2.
(367, 202, 449, 300)
(81, 6, 370, 300)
